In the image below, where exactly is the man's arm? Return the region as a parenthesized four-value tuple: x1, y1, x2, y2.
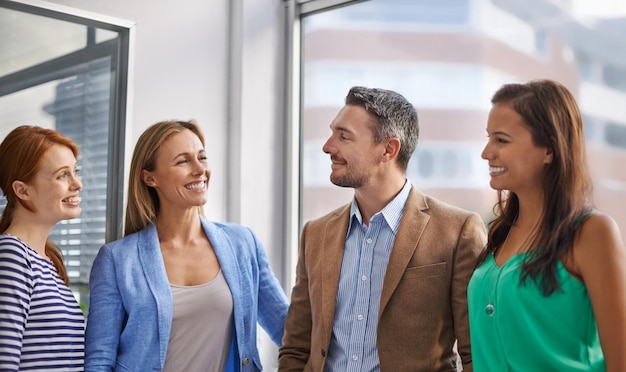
(452, 212, 486, 372)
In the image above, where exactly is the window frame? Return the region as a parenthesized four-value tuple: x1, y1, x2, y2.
(283, 0, 365, 289)
(0, 0, 133, 247)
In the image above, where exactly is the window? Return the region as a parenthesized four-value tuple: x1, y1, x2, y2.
(605, 122, 626, 149)
(0, 2, 130, 305)
(603, 64, 626, 92)
(289, 0, 626, 284)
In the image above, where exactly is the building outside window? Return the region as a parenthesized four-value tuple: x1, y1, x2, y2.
(296, 0, 626, 253)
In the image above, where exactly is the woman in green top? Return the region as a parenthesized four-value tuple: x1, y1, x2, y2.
(468, 79, 626, 371)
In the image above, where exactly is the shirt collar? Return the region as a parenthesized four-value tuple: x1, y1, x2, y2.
(349, 179, 412, 233)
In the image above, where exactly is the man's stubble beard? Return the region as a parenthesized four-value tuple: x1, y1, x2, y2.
(330, 169, 367, 189)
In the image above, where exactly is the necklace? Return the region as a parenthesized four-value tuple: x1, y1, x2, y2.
(485, 228, 538, 316)
(485, 257, 501, 316)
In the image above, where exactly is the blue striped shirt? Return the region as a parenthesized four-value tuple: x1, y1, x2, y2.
(325, 181, 411, 372)
(0, 235, 84, 371)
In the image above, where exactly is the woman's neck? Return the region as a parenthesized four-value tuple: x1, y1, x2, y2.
(155, 208, 203, 243)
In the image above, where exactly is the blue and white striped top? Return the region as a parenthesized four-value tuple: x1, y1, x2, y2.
(0, 235, 85, 371)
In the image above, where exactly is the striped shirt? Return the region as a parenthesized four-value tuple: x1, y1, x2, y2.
(325, 181, 411, 372)
(0, 235, 84, 371)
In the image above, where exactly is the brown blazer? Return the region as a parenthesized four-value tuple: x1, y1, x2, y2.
(278, 187, 486, 372)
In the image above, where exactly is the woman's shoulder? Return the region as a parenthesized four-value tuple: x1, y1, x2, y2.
(0, 234, 24, 246)
(0, 234, 30, 260)
(572, 211, 625, 271)
(204, 219, 254, 238)
(576, 211, 621, 242)
(0, 236, 43, 278)
(98, 225, 154, 256)
(203, 220, 263, 256)
(105, 231, 140, 247)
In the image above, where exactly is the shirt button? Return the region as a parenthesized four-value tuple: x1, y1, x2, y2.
(485, 304, 495, 316)
(357, 314, 364, 320)
(366, 238, 373, 244)
(352, 354, 358, 361)
(361, 275, 367, 281)
(242, 358, 249, 366)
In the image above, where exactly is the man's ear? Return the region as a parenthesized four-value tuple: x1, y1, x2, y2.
(12, 180, 31, 201)
(382, 137, 401, 163)
(141, 170, 157, 187)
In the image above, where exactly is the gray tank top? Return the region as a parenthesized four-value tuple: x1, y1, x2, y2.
(163, 270, 234, 372)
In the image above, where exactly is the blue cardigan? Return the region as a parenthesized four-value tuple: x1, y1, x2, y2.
(84, 217, 289, 371)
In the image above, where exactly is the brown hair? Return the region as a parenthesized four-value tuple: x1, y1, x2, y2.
(0, 125, 79, 286)
(477, 79, 594, 295)
(124, 120, 205, 236)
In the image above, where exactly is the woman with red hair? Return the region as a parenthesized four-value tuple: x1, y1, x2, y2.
(0, 125, 85, 371)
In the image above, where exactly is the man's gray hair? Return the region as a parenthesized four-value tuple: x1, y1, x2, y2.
(345, 86, 419, 170)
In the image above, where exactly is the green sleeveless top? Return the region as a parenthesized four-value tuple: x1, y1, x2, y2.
(468, 251, 605, 371)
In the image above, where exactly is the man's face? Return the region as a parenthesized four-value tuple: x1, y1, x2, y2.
(322, 105, 385, 189)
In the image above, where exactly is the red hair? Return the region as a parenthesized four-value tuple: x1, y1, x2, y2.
(0, 126, 79, 286)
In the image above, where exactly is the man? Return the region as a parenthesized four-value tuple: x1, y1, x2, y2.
(278, 86, 486, 371)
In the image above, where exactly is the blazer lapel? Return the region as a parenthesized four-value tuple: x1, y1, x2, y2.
(379, 188, 430, 316)
(199, 218, 245, 349)
(201, 218, 241, 304)
(136, 224, 173, 366)
(321, 206, 350, 334)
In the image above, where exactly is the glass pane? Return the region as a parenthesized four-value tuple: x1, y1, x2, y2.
(96, 28, 119, 43)
(0, 5, 122, 306)
(0, 81, 58, 137)
(0, 8, 88, 76)
(301, 0, 626, 241)
(45, 58, 111, 282)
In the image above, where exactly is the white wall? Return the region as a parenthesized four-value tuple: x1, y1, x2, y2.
(46, 0, 231, 219)
(42, 0, 288, 369)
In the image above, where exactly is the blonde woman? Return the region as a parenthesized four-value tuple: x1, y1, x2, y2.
(85, 120, 288, 372)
